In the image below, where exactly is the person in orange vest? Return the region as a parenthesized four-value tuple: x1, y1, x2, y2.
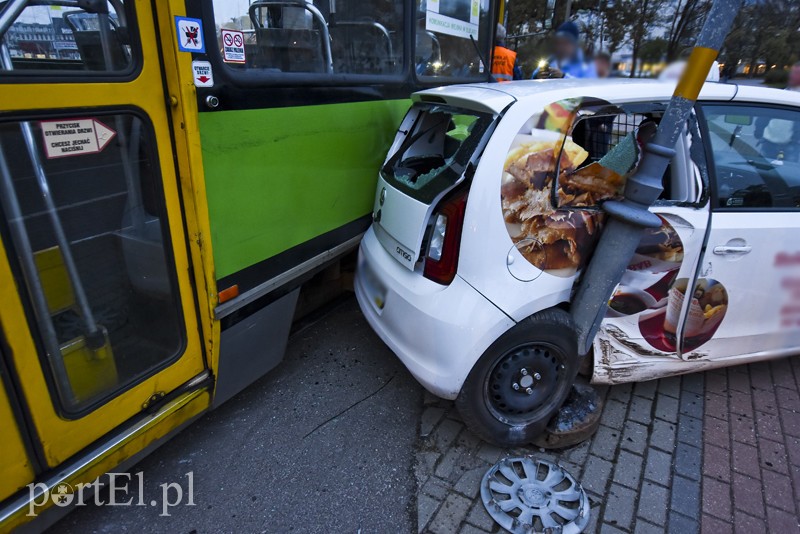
(492, 24, 522, 82)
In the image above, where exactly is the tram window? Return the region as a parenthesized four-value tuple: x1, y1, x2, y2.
(0, 113, 185, 413)
(0, 1, 136, 76)
(415, 0, 493, 80)
(210, 0, 403, 76)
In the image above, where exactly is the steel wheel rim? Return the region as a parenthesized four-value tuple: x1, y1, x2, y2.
(484, 342, 567, 425)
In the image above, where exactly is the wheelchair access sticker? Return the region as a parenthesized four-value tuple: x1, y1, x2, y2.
(39, 119, 116, 159)
(176, 16, 205, 53)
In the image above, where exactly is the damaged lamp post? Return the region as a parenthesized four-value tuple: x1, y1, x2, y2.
(571, 0, 743, 355)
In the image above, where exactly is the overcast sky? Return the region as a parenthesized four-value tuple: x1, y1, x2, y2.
(15, 4, 123, 24)
(210, 0, 254, 25)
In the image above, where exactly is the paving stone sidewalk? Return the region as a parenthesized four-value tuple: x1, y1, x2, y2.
(415, 359, 800, 533)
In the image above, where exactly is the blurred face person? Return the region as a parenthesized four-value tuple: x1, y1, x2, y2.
(553, 34, 577, 63)
(595, 54, 611, 78)
(535, 22, 593, 79)
(789, 63, 800, 90)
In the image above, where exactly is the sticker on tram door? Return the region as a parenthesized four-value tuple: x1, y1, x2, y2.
(39, 118, 116, 159)
(175, 16, 205, 53)
(221, 29, 246, 64)
(192, 60, 214, 88)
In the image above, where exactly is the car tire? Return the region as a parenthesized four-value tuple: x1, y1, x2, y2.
(455, 308, 579, 446)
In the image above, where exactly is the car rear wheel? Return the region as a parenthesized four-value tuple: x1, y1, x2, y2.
(456, 308, 579, 446)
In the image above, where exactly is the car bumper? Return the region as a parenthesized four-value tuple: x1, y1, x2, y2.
(355, 226, 515, 399)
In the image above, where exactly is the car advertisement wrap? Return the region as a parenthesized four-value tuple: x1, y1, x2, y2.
(499, 97, 735, 377)
(500, 98, 623, 278)
(598, 212, 730, 362)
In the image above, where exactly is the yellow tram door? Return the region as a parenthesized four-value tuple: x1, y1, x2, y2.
(0, 0, 210, 526)
(0, 376, 35, 503)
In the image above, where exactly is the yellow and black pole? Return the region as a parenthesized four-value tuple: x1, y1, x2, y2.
(571, 0, 743, 354)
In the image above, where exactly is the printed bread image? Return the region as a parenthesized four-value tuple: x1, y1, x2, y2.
(634, 221, 684, 264)
(501, 135, 612, 273)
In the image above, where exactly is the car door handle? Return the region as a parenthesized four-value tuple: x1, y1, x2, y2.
(713, 245, 752, 255)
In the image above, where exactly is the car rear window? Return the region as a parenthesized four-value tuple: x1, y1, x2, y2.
(381, 104, 494, 204)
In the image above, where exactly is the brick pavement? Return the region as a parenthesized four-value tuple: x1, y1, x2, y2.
(701, 360, 800, 533)
(415, 360, 800, 533)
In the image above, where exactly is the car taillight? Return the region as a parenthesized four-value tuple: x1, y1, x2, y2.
(423, 191, 467, 285)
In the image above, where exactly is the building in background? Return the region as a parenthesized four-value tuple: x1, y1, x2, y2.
(6, 8, 79, 60)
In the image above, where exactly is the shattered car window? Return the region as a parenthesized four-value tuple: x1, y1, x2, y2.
(382, 105, 493, 204)
(559, 110, 650, 207)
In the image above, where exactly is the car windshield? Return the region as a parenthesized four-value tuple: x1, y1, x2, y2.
(381, 104, 493, 203)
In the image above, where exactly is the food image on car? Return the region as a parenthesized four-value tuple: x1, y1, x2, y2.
(607, 217, 685, 319)
(634, 219, 685, 264)
(500, 98, 636, 275)
(663, 278, 728, 350)
(501, 136, 605, 273)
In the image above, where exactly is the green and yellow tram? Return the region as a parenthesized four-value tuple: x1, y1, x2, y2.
(0, 0, 498, 529)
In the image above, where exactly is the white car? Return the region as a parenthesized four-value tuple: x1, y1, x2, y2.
(355, 79, 800, 446)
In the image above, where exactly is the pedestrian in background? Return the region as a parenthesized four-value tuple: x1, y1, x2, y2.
(492, 24, 522, 82)
(532, 21, 596, 79)
(594, 51, 612, 78)
(789, 62, 800, 91)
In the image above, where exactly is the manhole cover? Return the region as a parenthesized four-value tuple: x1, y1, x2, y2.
(481, 457, 590, 534)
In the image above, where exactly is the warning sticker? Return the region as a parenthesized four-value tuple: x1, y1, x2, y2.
(175, 16, 205, 53)
(221, 29, 245, 64)
(192, 60, 214, 87)
(40, 119, 116, 159)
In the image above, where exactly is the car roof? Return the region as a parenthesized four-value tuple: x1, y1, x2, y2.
(414, 78, 800, 114)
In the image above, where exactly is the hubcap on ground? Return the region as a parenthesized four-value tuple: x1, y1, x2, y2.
(485, 344, 565, 423)
(481, 457, 590, 534)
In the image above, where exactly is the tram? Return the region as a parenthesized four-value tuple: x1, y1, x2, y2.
(0, 0, 499, 528)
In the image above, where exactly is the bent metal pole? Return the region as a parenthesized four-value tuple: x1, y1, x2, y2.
(571, 0, 743, 355)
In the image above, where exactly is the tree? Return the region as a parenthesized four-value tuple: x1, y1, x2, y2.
(506, 0, 600, 34)
(593, 0, 657, 59)
(506, 0, 550, 36)
(720, 0, 800, 76)
(757, 0, 800, 70)
(639, 37, 668, 65)
(665, 0, 711, 61)
(626, 0, 667, 77)
(504, 0, 592, 75)
(603, 1, 634, 56)
(572, 0, 613, 55)
(719, 5, 756, 72)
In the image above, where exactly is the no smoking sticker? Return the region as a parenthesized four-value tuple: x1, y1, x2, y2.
(40, 118, 116, 159)
(192, 60, 214, 87)
(221, 29, 245, 64)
